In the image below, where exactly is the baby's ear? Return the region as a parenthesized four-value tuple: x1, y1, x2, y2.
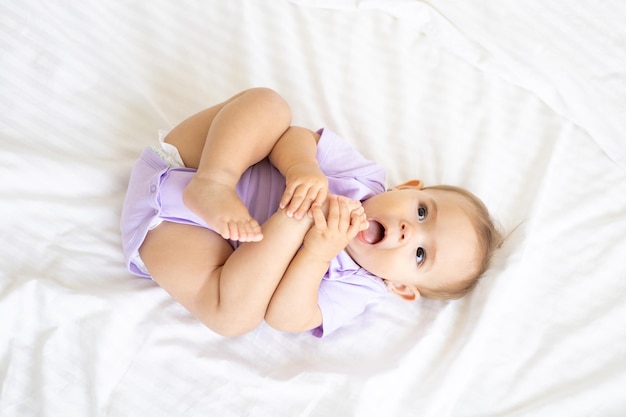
(386, 282, 421, 301)
(392, 179, 424, 190)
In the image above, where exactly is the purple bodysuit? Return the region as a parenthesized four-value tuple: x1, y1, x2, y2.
(121, 128, 387, 337)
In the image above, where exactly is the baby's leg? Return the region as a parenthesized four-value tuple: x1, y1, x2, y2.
(139, 222, 236, 333)
(140, 204, 314, 337)
(165, 88, 291, 242)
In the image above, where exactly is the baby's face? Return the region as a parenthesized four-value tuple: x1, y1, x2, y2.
(345, 184, 480, 299)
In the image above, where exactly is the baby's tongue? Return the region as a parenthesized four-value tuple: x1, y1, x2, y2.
(362, 220, 384, 244)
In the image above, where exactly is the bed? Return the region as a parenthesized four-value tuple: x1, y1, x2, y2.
(2, 1, 625, 416)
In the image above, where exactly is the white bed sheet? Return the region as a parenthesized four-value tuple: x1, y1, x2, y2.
(1, 1, 625, 416)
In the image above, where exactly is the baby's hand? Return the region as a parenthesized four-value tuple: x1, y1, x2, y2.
(280, 161, 328, 220)
(303, 195, 368, 263)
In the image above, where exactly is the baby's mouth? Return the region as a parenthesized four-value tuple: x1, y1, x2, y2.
(361, 219, 385, 244)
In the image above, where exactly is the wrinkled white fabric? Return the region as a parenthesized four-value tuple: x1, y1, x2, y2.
(1, 1, 625, 416)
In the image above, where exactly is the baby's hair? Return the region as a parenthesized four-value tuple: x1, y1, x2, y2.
(418, 185, 503, 300)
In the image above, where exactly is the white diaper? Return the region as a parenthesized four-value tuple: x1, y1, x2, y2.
(150, 129, 185, 168)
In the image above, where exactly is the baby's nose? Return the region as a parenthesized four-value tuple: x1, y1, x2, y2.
(400, 222, 413, 241)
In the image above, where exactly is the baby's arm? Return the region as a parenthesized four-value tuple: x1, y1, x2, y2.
(269, 126, 328, 220)
(264, 195, 368, 332)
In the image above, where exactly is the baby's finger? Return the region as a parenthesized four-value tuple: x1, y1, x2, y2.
(294, 187, 327, 219)
(358, 215, 369, 231)
(313, 187, 329, 209)
(292, 199, 317, 220)
(285, 186, 308, 217)
(337, 197, 351, 232)
(348, 211, 368, 237)
(325, 195, 340, 227)
(311, 203, 327, 229)
(279, 184, 296, 210)
(293, 195, 316, 220)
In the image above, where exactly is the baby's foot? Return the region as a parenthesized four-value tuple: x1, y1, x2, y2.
(315, 195, 364, 218)
(183, 177, 263, 242)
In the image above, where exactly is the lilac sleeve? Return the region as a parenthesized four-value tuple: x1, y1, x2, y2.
(316, 128, 386, 200)
(311, 271, 387, 338)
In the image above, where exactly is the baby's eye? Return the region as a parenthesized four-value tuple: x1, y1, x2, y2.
(418, 206, 427, 221)
(416, 247, 425, 265)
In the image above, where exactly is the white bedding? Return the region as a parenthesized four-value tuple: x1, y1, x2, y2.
(1, 1, 625, 416)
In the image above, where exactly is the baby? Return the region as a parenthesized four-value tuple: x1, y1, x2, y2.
(121, 88, 501, 338)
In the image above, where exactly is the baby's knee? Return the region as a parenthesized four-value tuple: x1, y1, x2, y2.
(205, 314, 263, 338)
(245, 87, 292, 122)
